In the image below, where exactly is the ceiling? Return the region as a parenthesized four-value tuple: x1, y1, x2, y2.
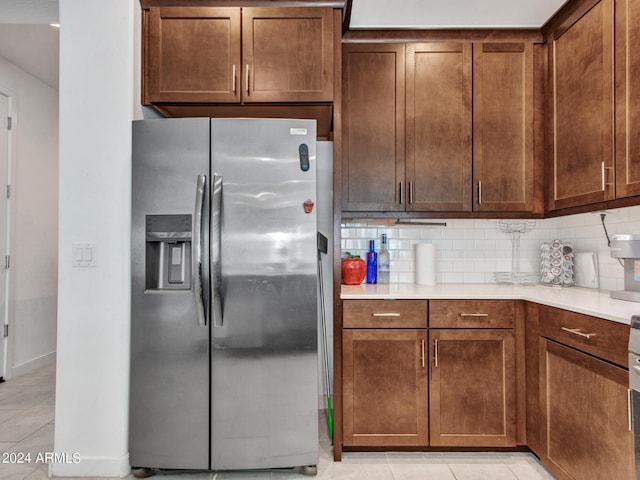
(0, 24, 58, 89)
(0, 0, 58, 89)
(349, 0, 570, 29)
(0, 0, 572, 92)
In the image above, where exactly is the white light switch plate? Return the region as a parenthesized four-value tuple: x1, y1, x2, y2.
(72, 242, 97, 267)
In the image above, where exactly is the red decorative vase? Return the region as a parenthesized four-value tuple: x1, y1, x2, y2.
(341, 257, 366, 285)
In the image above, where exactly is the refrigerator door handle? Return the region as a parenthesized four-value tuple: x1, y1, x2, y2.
(194, 174, 207, 327)
(211, 174, 224, 327)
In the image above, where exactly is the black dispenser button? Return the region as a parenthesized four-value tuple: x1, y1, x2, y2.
(299, 144, 310, 172)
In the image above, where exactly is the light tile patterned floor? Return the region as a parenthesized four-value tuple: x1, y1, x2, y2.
(0, 364, 556, 480)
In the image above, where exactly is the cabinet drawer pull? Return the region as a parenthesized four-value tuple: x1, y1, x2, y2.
(460, 313, 489, 317)
(561, 327, 596, 339)
(371, 313, 401, 317)
(420, 339, 425, 368)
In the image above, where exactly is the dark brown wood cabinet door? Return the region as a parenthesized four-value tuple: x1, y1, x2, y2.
(541, 339, 634, 480)
(429, 329, 516, 447)
(342, 44, 406, 212)
(146, 7, 241, 103)
(549, 0, 615, 210)
(342, 329, 428, 447)
(241, 8, 333, 103)
(473, 43, 534, 212)
(615, 0, 640, 198)
(406, 43, 472, 212)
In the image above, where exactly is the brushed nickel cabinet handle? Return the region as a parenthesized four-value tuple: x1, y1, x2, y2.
(561, 327, 595, 339)
(371, 313, 401, 317)
(478, 180, 482, 204)
(232, 64, 236, 93)
(399, 181, 404, 204)
(434, 339, 439, 367)
(628, 388, 633, 432)
(460, 313, 489, 317)
(245, 64, 250, 95)
(409, 181, 413, 204)
(421, 339, 425, 368)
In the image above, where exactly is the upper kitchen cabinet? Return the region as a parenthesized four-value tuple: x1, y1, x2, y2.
(615, 0, 640, 198)
(473, 43, 536, 212)
(548, 0, 615, 211)
(143, 7, 241, 104)
(141, 5, 334, 105)
(341, 43, 406, 212)
(242, 8, 334, 102)
(342, 41, 540, 216)
(406, 43, 473, 212)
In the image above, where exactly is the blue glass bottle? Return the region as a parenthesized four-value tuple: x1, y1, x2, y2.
(366, 240, 377, 284)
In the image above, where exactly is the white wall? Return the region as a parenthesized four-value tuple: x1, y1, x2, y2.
(342, 205, 640, 291)
(54, 0, 134, 476)
(0, 56, 58, 376)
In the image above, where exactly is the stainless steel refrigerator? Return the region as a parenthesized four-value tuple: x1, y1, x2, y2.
(130, 118, 318, 472)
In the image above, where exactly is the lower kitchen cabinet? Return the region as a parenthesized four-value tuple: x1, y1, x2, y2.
(429, 300, 518, 447)
(342, 329, 428, 446)
(429, 328, 516, 446)
(537, 304, 634, 480)
(541, 338, 633, 480)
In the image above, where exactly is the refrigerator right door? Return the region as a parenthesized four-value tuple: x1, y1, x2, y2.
(210, 118, 318, 470)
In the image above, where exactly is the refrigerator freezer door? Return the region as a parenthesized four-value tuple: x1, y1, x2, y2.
(130, 118, 211, 469)
(210, 118, 319, 470)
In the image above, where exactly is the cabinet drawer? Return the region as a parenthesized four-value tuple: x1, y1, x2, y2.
(539, 305, 629, 367)
(430, 300, 515, 328)
(343, 300, 428, 328)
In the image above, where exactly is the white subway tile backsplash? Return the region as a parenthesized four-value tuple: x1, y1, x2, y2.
(340, 204, 640, 288)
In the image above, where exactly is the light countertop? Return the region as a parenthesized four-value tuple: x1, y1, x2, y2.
(340, 283, 640, 325)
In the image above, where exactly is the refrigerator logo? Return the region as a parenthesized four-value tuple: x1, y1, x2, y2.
(303, 199, 314, 214)
(290, 128, 308, 136)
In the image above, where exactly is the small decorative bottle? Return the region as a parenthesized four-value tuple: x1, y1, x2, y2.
(366, 240, 377, 284)
(377, 234, 390, 284)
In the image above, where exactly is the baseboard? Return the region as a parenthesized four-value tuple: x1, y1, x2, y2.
(50, 452, 130, 478)
(10, 351, 56, 378)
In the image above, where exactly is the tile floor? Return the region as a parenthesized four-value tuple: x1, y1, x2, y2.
(0, 364, 557, 480)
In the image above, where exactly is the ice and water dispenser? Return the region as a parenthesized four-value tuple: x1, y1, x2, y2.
(145, 214, 192, 291)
